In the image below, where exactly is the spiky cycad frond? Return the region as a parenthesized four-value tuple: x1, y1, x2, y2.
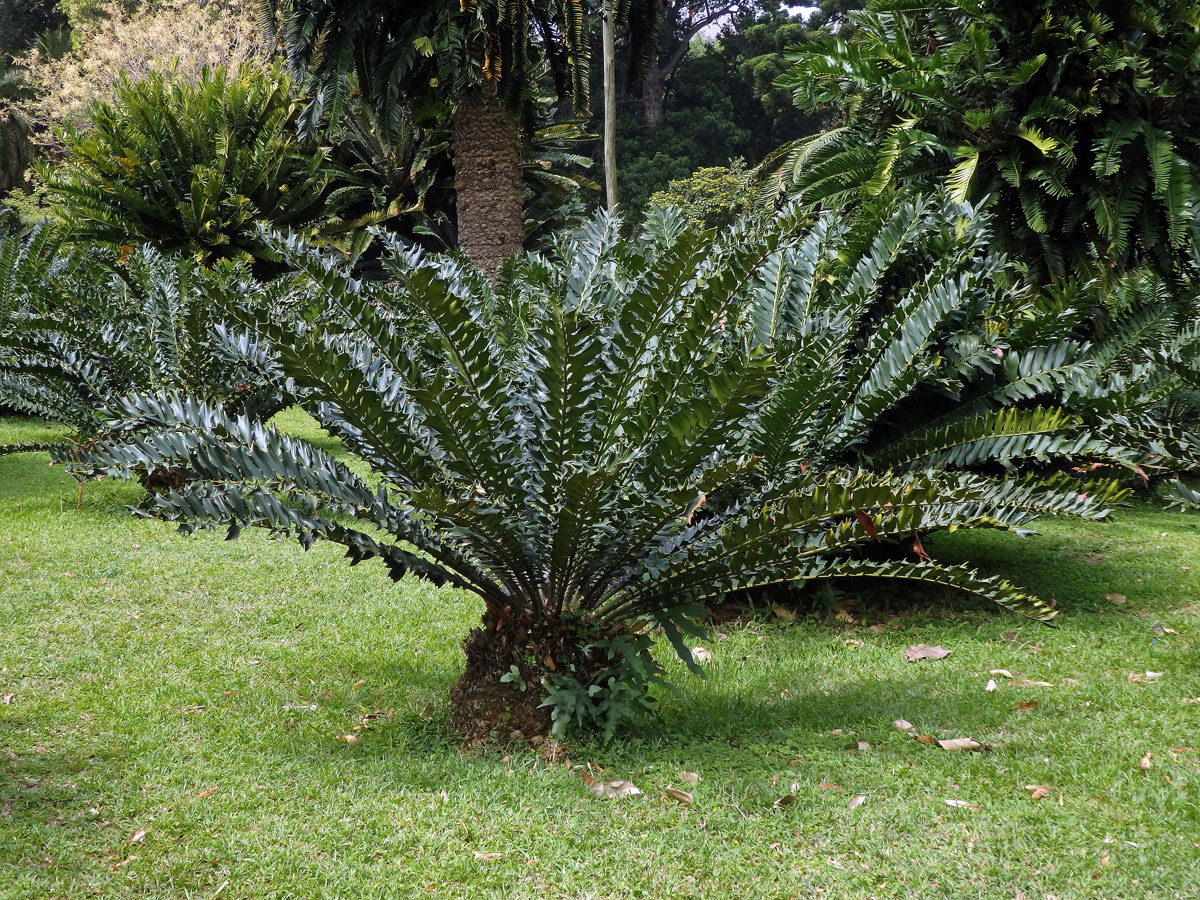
(0, 231, 285, 456)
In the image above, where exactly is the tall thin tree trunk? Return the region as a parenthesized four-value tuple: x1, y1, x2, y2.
(602, 0, 619, 210)
(452, 98, 525, 276)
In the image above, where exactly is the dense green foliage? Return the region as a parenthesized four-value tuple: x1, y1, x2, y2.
(269, 0, 593, 132)
(772, 0, 1200, 284)
(0, 227, 283, 455)
(42, 65, 346, 264)
(646, 160, 751, 229)
(735, 197, 1200, 516)
(611, 2, 825, 213)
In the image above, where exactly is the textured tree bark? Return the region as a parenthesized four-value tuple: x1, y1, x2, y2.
(452, 99, 526, 276)
(447, 607, 609, 743)
(0, 116, 31, 195)
(640, 68, 666, 128)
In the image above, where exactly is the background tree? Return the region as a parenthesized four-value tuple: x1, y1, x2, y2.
(0, 0, 65, 60)
(772, 0, 1200, 286)
(268, 0, 600, 274)
(628, 0, 757, 128)
(0, 0, 65, 198)
(8, 0, 272, 146)
(610, 1, 823, 212)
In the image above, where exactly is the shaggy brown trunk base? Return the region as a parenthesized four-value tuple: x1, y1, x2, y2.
(452, 98, 526, 277)
(139, 467, 188, 494)
(448, 611, 603, 744)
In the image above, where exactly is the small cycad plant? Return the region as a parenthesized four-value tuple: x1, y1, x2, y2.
(0, 228, 284, 461)
(75, 212, 1124, 741)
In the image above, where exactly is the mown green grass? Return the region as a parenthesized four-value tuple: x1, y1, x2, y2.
(2, 411, 1198, 899)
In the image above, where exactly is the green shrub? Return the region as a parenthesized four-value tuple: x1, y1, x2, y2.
(41, 65, 346, 264)
(648, 161, 752, 231)
(769, 0, 1200, 284)
(71, 208, 1141, 741)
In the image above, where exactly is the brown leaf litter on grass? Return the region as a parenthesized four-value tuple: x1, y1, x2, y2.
(585, 776, 642, 800)
(663, 787, 694, 805)
(904, 644, 951, 662)
(894, 718, 998, 751)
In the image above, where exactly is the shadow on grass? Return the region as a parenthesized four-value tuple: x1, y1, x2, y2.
(0, 451, 70, 502)
(0, 714, 119, 850)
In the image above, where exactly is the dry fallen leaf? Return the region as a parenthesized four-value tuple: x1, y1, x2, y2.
(588, 779, 643, 800)
(1025, 785, 1052, 800)
(856, 741, 871, 751)
(985, 679, 998, 692)
(129, 830, 147, 845)
(1150, 622, 1179, 636)
(817, 782, 843, 791)
(944, 799, 983, 810)
(772, 603, 797, 623)
(1104, 592, 1127, 605)
(894, 718, 915, 731)
(989, 668, 1014, 679)
(198, 787, 219, 799)
(937, 737, 985, 752)
(1139, 752, 1153, 771)
(905, 644, 951, 662)
(1014, 700, 1041, 712)
(915, 733, 936, 745)
(1, 693, 14, 705)
(844, 638, 864, 648)
(664, 787, 694, 806)
(1100, 854, 1110, 867)
(1014, 679, 1053, 687)
(679, 771, 700, 786)
(691, 646, 713, 664)
(1128, 671, 1164, 682)
(472, 851, 501, 862)
(847, 794, 866, 809)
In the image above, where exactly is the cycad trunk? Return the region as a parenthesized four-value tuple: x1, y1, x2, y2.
(452, 99, 525, 276)
(448, 607, 606, 743)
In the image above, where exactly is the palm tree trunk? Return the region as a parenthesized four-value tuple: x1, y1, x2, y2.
(452, 98, 525, 276)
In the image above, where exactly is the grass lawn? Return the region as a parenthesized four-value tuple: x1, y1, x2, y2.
(2, 410, 1199, 900)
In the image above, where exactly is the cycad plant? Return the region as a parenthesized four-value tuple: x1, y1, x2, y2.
(0, 228, 284, 462)
(73, 209, 1128, 741)
(42, 65, 346, 266)
(1028, 272, 1200, 501)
